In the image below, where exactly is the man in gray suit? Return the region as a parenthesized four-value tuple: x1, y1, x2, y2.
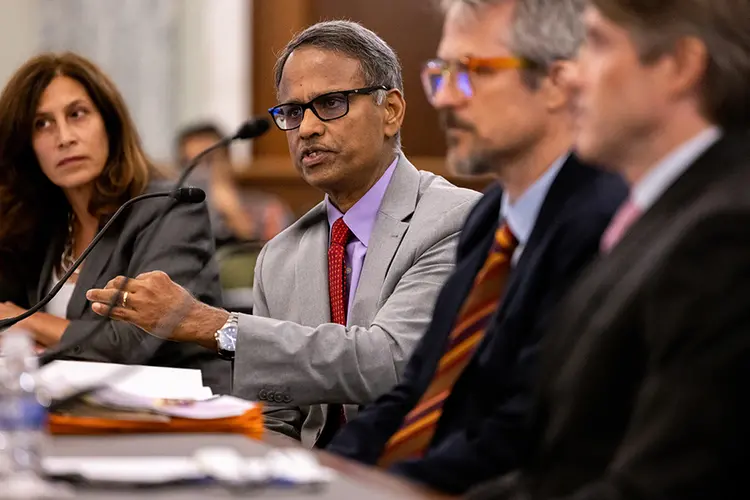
(87, 20, 479, 447)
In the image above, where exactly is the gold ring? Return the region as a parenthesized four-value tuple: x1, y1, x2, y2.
(121, 291, 129, 308)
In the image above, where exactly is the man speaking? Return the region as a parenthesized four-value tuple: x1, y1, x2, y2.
(87, 21, 479, 447)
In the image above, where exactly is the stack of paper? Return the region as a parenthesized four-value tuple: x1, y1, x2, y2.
(36, 361, 263, 438)
(36, 360, 212, 400)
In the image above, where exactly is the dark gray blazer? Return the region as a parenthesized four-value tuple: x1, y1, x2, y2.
(0, 184, 230, 394)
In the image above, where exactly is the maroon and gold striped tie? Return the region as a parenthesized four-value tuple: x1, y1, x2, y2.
(378, 223, 518, 467)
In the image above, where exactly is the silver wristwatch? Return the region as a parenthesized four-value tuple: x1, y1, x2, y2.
(214, 312, 239, 360)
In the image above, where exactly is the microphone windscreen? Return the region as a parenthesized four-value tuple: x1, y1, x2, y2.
(234, 118, 270, 140)
(172, 187, 206, 203)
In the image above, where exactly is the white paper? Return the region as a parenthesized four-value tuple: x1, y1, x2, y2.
(36, 360, 211, 400)
(89, 390, 255, 420)
(43, 456, 205, 484)
(44, 449, 335, 486)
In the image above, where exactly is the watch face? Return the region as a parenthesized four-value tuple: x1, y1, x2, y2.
(217, 324, 237, 352)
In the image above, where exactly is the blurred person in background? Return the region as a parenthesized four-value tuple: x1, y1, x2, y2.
(87, 20, 480, 447)
(175, 122, 293, 247)
(0, 52, 229, 393)
(468, 0, 750, 498)
(326, 0, 626, 494)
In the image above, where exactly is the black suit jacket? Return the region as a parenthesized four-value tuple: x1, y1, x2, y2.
(327, 156, 627, 494)
(469, 132, 750, 500)
(0, 184, 230, 394)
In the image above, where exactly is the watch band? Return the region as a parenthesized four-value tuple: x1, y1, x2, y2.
(214, 312, 238, 360)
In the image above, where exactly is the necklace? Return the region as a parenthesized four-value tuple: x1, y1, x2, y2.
(60, 212, 81, 276)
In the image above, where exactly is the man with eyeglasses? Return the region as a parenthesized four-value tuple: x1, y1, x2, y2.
(326, 0, 627, 494)
(86, 20, 479, 446)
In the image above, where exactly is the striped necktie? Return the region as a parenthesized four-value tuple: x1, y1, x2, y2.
(378, 223, 518, 467)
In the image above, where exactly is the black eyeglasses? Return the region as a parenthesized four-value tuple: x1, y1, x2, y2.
(268, 85, 389, 131)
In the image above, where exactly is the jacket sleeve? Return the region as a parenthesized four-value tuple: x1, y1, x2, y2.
(234, 199, 473, 411)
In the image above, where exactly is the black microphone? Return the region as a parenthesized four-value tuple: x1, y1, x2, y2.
(37, 118, 268, 370)
(234, 118, 270, 141)
(0, 188, 205, 332)
(176, 117, 270, 187)
(173, 186, 206, 204)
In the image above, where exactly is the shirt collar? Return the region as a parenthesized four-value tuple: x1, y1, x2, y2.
(500, 154, 567, 245)
(632, 126, 722, 210)
(326, 155, 399, 247)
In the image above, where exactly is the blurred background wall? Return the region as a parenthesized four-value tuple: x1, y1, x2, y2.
(0, 0, 250, 162)
(0, 0, 486, 218)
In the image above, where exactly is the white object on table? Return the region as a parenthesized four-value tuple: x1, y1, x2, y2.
(36, 360, 212, 400)
(43, 448, 335, 487)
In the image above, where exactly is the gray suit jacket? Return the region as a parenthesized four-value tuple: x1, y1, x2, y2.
(232, 155, 480, 446)
(0, 183, 231, 394)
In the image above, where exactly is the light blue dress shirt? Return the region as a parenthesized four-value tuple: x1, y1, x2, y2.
(500, 155, 567, 264)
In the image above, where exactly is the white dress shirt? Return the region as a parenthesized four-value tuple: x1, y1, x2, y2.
(45, 268, 75, 319)
(632, 127, 722, 211)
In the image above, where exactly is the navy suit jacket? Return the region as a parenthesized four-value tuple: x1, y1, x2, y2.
(327, 156, 628, 494)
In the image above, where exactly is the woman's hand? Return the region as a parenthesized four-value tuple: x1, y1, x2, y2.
(0, 301, 69, 347)
(0, 301, 27, 321)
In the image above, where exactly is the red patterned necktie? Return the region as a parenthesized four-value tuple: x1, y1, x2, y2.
(325, 217, 351, 435)
(328, 217, 351, 325)
(378, 223, 518, 467)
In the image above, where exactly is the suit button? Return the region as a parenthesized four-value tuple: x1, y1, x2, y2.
(283, 395, 292, 403)
(258, 389, 267, 401)
(274, 394, 284, 403)
(72, 345, 82, 354)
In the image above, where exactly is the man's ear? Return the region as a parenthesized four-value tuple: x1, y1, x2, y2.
(383, 89, 406, 141)
(664, 36, 708, 99)
(541, 60, 577, 112)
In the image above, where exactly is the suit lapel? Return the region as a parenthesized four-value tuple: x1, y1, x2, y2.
(66, 229, 118, 319)
(294, 203, 332, 325)
(348, 156, 420, 326)
(495, 155, 587, 323)
(31, 241, 59, 305)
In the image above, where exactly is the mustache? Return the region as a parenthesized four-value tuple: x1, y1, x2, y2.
(439, 110, 475, 132)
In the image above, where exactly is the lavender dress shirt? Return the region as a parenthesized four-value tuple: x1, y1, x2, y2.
(326, 156, 399, 318)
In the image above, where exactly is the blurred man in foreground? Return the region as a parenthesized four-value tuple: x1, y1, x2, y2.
(469, 1, 750, 499)
(326, 0, 626, 494)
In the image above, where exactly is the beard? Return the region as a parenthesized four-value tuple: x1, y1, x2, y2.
(451, 148, 499, 176)
(441, 109, 499, 176)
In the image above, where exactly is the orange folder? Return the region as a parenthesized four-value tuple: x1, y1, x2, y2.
(48, 404, 264, 439)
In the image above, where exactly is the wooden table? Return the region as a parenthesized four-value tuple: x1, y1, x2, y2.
(49, 431, 454, 499)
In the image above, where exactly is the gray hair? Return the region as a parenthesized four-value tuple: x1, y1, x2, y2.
(274, 20, 404, 148)
(441, 0, 586, 85)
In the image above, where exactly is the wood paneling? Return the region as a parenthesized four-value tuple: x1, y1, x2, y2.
(251, 0, 312, 155)
(251, 0, 447, 157)
(310, 0, 446, 157)
(248, 0, 468, 219)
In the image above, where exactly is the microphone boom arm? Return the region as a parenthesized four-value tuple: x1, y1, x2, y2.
(0, 192, 176, 331)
